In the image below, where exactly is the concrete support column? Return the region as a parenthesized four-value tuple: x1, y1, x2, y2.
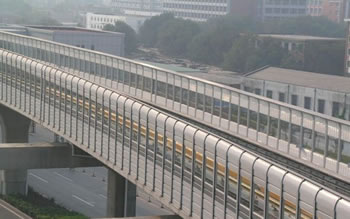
(0, 105, 30, 195)
(107, 169, 136, 217)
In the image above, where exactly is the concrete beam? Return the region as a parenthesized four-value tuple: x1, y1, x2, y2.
(0, 142, 102, 170)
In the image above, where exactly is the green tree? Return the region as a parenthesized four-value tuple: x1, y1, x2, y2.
(104, 21, 138, 55)
(222, 35, 256, 73)
(303, 40, 345, 75)
(223, 36, 288, 73)
(138, 13, 175, 47)
(156, 18, 199, 56)
(188, 16, 260, 65)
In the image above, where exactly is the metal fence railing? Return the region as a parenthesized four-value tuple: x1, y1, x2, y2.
(1, 31, 350, 181)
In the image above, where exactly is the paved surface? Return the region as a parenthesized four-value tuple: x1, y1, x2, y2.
(27, 124, 171, 218)
(0, 199, 31, 219)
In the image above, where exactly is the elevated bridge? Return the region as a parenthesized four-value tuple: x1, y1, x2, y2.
(0, 32, 349, 218)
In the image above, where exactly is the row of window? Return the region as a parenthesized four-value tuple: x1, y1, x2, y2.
(163, 3, 227, 12)
(254, 88, 341, 117)
(168, 11, 224, 19)
(265, 7, 306, 14)
(264, 0, 307, 5)
(91, 16, 120, 23)
(90, 24, 105, 29)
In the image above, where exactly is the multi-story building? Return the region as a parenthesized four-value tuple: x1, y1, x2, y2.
(162, 0, 232, 22)
(110, 0, 163, 12)
(241, 67, 350, 120)
(86, 13, 127, 30)
(308, 0, 347, 23)
(307, 0, 324, 16)
(259, 0, 308, 21)
(86, 12, 153, 32)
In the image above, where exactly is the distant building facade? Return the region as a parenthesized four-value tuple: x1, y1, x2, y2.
(259, 0, 308, 21)
(241, 67, 350, 120)
(320, 0, 346, 23)
(86, 12, 151, 32)
(162, 0, 232, 22)
(110, 0, 163, 12)
(86, 13, 126, 30)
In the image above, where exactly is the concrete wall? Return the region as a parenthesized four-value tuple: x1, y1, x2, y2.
(53, 31, 125, 57)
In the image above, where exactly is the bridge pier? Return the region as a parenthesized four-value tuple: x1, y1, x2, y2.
(0, 105, 30, 195)
(107, 169, 136, 217)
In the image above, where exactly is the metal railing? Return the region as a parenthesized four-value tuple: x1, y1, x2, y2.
(1, 31, 350, 181)
(1, 48, 350, 219)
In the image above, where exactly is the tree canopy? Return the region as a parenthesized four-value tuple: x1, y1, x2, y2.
(104, 21, 138, 55)
(137, 14, 346, 75)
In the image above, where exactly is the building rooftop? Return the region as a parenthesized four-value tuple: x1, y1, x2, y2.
(139, 60, 202, 73)
(245, 67, 350, 93)
(257, 34, 344, 41)
(26, 26, 118, 34)
(141, 61, 241, 86)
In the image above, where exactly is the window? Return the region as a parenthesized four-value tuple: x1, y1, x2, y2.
(254, 88, 261, 95)
(304, 97, 311, 110)
(91, 45, 95, 50)
(266, 90, 273, 99)
(318, 99, 325, 113)
(332, 101, 340, 117)
(291, 94, 298, 106)
(278, 92, 285, 102)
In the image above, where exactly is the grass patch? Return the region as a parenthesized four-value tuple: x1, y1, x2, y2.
(0, 187, 88, 219)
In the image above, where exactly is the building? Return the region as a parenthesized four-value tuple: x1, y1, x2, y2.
(259, 0, 308, 21)
(257, 34, 344, 51)
(86, 13, 126, 30)
(321, 0, 346, 23)
(307, 0, 323, 16)
(162, 0, 232, 22)
(241, 67, 350, 120)
(26, 26, 125, 56)
(307, 0, 347, 23)
(110, 0, 163, 12)
(86, 12, 153, 32)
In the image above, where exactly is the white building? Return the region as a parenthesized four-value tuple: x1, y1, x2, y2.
(110, 0, 163, 12)
(241, 67, 350, 120)
(86, 12, 126, 30)
(162, 0, 231, 22)
(86, 12, 150, 32)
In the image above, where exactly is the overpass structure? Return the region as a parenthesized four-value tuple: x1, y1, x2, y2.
(0, 31, 349, 218)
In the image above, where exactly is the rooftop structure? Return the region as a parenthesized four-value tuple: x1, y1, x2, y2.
(140, 60, 241, 87)
(245, 66, 350, 93)
(257, 34, 344, 42)
(26, 26, 125, 56)
(242, 66, 350, 119)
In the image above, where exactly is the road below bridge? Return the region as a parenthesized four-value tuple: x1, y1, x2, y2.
(27, 124, 171, 218)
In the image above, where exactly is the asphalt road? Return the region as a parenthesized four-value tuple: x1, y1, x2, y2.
(0, 199, 31, 219)
(27, 124, 171, 218)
